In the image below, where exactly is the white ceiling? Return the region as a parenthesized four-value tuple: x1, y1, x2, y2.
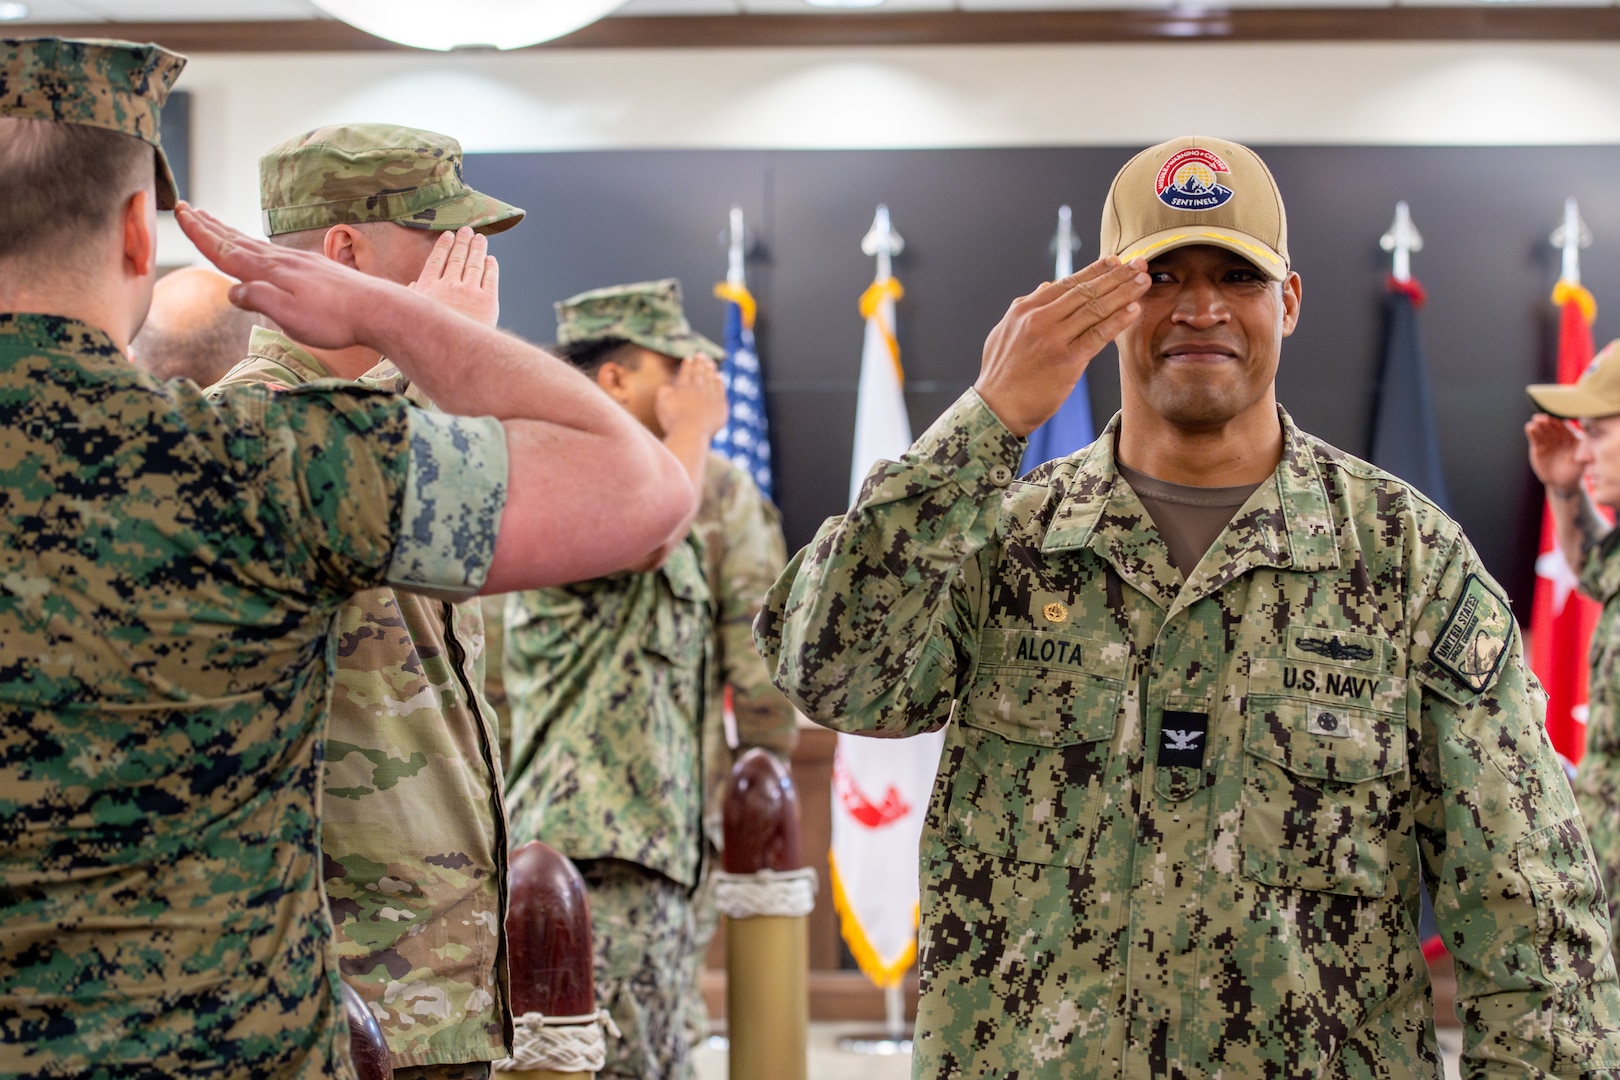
(8, 0, 1610, 21)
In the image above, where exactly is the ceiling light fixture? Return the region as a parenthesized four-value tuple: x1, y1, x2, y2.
(803, 0, 888, 8)
(310, 0, 626, 51)
(0, 3, 31, 21)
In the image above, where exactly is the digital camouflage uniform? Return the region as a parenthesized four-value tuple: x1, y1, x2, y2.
(759, 388, 1620, 1078)
(210, 328, 512, 1073)
(1576, 532, 1620, 972)
(503, 536, 711, 1080)
(0, 311, 507, 1078)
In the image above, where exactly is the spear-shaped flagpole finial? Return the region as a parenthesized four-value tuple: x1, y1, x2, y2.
(1051, 205, 1077, 279)
(1550, 196, 1593, 286)
(1379, 200, 1424, 284)
(862, 204, 904, 283)
(727, 206, 747, 288)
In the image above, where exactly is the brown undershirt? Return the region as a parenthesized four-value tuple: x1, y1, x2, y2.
(1116, 460, 1264, 580)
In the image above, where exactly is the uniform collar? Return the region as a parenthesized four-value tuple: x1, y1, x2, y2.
(0, 312, 126, 371)
(244, 326, 338, 383)
(1041, 405, 1340, 611)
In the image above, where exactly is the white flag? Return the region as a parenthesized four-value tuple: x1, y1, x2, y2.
(832, 274, 946, 988)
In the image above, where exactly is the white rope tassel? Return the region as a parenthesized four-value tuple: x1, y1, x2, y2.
(712, 867, 819, 919)
(494, 1008, 621, 1073)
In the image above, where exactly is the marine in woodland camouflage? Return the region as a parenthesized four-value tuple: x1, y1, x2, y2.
(1577, 534, 1620, 973)
(0, 35, 184, 206)
(758, 388, 1620, 1077)
(0, 313, 507, 1077)
(210, 329, 513, 1071)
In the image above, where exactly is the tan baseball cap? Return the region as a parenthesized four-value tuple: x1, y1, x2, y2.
(1528, 340, 1620, 418)
(1, 36, 187, 210)
(1100, 135, 1290, 281)
(259, 123, 524, 237)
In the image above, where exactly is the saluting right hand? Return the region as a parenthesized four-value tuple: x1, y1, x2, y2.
(411, 227, 500, 329)
(1525, 413, 1586, 497)
(657, 354, 729, 443)
(975, 256, 1150, 438)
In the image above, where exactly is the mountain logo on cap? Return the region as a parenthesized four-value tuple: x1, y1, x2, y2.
(1156, 147, 1235, 212)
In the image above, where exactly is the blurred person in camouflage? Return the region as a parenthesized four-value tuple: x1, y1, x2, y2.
(1526, 341, 1620, 974)
(128, 264, 257, 384)
(759, 135, 1620, 1076)
(208, 123, 524, 1080)
(0, 36, 692, 1079)
(503, 280, 797, 1079)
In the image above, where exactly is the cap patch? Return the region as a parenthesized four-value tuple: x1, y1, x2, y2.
(1156, 147, 1234, 213)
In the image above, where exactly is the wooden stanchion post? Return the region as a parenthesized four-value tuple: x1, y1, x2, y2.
(343, 979, 393, 1080)
(498, 840, 609, 1078)
(720, 748, 813, 1080)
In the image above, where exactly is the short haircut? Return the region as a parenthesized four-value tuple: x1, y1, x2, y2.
(0, 118, 154, 263)
(130, 302, 258, 387)
(553, 336, 640, 377)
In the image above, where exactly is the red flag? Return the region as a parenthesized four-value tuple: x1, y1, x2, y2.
(1529, 281, 1603, 765)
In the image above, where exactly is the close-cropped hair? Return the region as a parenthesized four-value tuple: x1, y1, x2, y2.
(553, 336, 638, 377)
(0, 118, 154, 262)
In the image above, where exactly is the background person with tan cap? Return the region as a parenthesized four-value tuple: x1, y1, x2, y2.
(760, 134, 1620, 1075)
(0, 35, 692, 1079)
(208, 122, 528, 1080)
(1527, 341, 1620, 974)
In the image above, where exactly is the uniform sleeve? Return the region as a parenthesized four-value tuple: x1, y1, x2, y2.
(755, 388, 1024, 738)
(711, 465, 799, 759)
(209, 376, 505, 604)
(1579, 529, 1620, 607)
(1410, 536, 1620, 1075)
(384, 408, 506, 601)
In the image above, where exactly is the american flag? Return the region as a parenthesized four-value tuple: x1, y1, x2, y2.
(711, 283, 775, 500)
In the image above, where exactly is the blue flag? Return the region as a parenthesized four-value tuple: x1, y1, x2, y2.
(1021, 379, 1095, 476)
(1369, 280, 1449, 513)
(711, 284, 775, 500)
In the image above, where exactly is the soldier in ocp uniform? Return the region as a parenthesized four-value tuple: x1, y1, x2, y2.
(0, 36, 693, 1079)
(1527, 341, 1620, 977)
(208, 124, 527, 1080)
(503, 280, 797, 1079)
(759, 135, 1620, 1075)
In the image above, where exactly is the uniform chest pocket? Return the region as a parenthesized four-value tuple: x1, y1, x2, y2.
(1240, 689, 1408, 897)
(945, 630, 1125, 868)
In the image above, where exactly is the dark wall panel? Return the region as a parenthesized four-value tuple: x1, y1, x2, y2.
(465, 145, 1620, 613)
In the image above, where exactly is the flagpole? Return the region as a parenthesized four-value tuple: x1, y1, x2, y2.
(727, 205, 747, 288)
(837, 205, 925, 1058)
(1379, 200, 1423, 284)
(1551, 196, 1591, 287)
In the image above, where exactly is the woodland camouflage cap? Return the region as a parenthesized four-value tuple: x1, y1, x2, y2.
(0, 36, 186, 209)
(259, 122, 524, 237)
(555, 279, 723, 361)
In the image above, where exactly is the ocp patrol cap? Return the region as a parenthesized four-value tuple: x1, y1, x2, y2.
(555, 279, 724, 361)
(0, 36, 186, 209)
(259, 122, 525, 237)
(1101, 135, 1290, 281)
(1528, 340, 1620, 419)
